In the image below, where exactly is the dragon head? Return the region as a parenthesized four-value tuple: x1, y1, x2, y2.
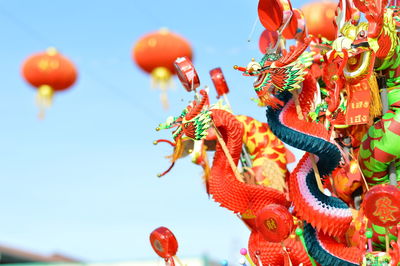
(155, 90, 213, 177)
(235, 39, 312, 108)
(157, 90, 212, 142)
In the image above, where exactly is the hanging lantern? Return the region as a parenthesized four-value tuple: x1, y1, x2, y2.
(21, 47, 78, 118)
(301, 1, 337, 41)
(133, 28, 193, 109)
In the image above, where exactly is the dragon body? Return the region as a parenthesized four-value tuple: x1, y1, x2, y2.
(236, 39, 362, 265)
(158, 91, 312, 265)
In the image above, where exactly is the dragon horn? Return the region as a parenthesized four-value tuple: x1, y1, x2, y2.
(185, 90, 209, 121)
(156, 162, 175, 177)
(153, 139, 176, 147)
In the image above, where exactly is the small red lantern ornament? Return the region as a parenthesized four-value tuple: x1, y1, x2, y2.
(301, 1, 337, 41)
(21, 47, 78, 118)
(209, 67, 229, 98)
(256, 204, 294, 243)
(133, 28, 193, 109)
(150, 226, 179, 265)
(363, 184, 400, 227)
(174, 57, 200, 92)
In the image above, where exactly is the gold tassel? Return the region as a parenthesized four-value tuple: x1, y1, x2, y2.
(368, 74, 382, 121)
(35, 85, 54, 119)
(151, 67, 172, 110)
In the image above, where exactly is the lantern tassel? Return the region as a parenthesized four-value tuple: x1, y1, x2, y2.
(151, 67, 173, 110)
(35, 85, 54, 119)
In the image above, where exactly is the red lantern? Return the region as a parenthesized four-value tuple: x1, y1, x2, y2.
(21, 47, 78, 118)
(301, 1, 337, 41)
(133, 28, 193, 109)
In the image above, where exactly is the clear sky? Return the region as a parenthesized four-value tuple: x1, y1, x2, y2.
(0, 0, 315, 264)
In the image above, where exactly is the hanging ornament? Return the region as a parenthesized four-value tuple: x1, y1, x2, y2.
(21, 47, 78, 118)
(133, 28, 193, 109)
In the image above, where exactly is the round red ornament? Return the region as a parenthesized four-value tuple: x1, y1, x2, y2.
(256, 204, 293, 242)
(362, 184, 400, 227)
(259, 30, 279, 54)
(174, 56, 200, 92)
(209, 68, 229, 98)
(149, 226, 178, 259)
(258, 0, 292, 32)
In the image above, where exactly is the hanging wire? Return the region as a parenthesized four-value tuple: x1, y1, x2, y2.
(0, 3, 54, 46)
(247, 16, 259, 43)
(0, 3, 163, 122)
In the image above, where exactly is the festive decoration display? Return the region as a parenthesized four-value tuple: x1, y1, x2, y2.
(133, 28, 192, 109)
(21, 47, 77, 118)
(152, 0, 400, 265)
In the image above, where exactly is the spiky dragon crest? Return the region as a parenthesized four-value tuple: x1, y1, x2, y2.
(158, 89, 212, 142)
(235, 38, 313, 108)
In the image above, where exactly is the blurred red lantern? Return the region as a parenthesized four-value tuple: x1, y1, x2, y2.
(133, 28, 193, 109)
(301, 1, 337, 41)
(21, 47, 78, 118)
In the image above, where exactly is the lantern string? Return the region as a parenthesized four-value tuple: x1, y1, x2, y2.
(83, 67, 164, 121)
(0, 3, 163, 122)
(0, 4, 54, 47)
(247, 16, 259, 43)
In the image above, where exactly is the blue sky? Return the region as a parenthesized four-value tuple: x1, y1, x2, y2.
(0, 0, 314, 264)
